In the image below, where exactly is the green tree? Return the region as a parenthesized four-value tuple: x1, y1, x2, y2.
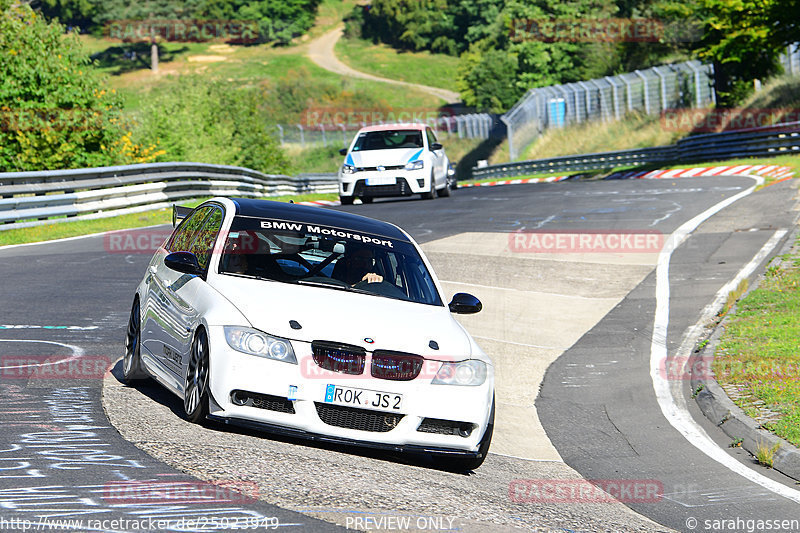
(130, 76, 290, 174)
(457, 47, 520, 112)
(0, 0, 136, 171)
(695, 0, 785, 106)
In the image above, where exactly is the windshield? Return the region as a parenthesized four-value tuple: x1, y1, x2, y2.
(218, 216, 443, 306)
(352, 130, 424, 151)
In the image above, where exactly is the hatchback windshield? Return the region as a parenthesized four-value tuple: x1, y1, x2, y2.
(218, 216, 442, 306)
(352, 130, 424, 151)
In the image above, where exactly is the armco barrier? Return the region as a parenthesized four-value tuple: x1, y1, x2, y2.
(473, 121, 800, 180)
(0, 163, 338, 230)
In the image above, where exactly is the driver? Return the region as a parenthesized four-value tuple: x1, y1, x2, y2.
(340, 245, 383, 286)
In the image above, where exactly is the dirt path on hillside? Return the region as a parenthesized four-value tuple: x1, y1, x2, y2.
(307, 26, 461, 104)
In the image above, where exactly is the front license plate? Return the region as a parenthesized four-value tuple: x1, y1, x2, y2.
(324, 384, 403, 412)
(366, 176, 397, 186)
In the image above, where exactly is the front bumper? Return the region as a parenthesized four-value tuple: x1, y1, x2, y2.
(206, 326, 494, 453)
(339, 170, 431, 198)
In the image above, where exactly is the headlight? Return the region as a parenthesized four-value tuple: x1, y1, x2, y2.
(342, 164, 357, 174)
(224, 326, 297, 364)
(431, 360, 487, 386)
(404, 160, 424, 171)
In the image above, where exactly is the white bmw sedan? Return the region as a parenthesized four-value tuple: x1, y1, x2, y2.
(337, 123, 454, 204)
(124, 197, 494, 470)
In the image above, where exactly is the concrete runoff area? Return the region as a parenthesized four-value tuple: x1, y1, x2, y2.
(422, 232, 658, 460)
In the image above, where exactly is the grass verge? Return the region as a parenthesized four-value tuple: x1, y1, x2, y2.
(712, 235, 800, 448)
(335, 36, 460, 91)
(0, 193, 339, 247)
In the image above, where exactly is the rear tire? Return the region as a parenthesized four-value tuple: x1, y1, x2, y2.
(436, 175, 451, 197)
(123, 297, 148, 382)
(339, 196, 354, 205)
(184, 328, 210, 424)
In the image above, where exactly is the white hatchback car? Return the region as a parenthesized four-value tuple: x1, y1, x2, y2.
(125, 198, 494, 470)
(338, 123, 454, 204)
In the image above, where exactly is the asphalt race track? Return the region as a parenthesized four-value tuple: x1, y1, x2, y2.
(1, 176, 799, 532)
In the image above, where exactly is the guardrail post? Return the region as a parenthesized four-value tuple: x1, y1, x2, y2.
(297, 124, 305, 147)
(501, 115, 515, 162)
(634, 70, 650, 114)
(276, 124, 284, 145)
(687, 61, 704, 107)
(605, 77, 622, 120)
(578, 81, 591, 121)
(320, 124, 327, 146)
(651, 66, 667, 112)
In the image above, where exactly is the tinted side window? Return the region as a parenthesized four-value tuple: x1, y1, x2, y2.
(426, 128, 437, 147)
(168, 206, 211, 252)
(189, 208, 223, 271)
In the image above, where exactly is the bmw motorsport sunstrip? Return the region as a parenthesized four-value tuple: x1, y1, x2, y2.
(124, 197, 494, 470)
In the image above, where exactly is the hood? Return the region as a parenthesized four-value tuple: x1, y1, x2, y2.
(210, 275, 473, 360)
(347, 148, 423, 169)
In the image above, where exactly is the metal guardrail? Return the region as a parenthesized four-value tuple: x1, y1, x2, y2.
(0, 162, 338, 230)
(473, 121, 800, 180)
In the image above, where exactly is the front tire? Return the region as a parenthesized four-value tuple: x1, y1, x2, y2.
(184, 328, 210, 424)
(360, 197, 373, 204)
(339, 196, 354, 205)
(439, 395, 494, 471)
(420, 173, 435, 200)
(123, 297, 148, 382)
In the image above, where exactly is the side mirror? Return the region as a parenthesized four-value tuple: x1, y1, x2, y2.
(339, 148, 348, 156)
(430, 142, 443, 151)
(448, 293, 482, 314)
(164, 251, 202, 275)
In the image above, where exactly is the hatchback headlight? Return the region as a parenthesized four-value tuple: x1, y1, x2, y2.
(405, 160, 424, 171)
(342, 164, 357, 174)
(224, 326, 297, 364)
(432, 360, 487, 386)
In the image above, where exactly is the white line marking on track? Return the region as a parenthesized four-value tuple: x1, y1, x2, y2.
(470, 335, 566, 351)
(439, 280, 620, 301)
(649, 175, 800, 504)
(0, 340, 85, 366)
(488, 451, 564, 462)
(0, 325, 98, 331)
(0, 223, 168, 251)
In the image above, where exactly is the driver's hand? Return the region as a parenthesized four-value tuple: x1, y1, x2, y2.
(361, 273, 383, 283)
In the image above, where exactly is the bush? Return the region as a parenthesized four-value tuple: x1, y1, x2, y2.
(129, 76, 290, 174)
(0, 1, 145, 171)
